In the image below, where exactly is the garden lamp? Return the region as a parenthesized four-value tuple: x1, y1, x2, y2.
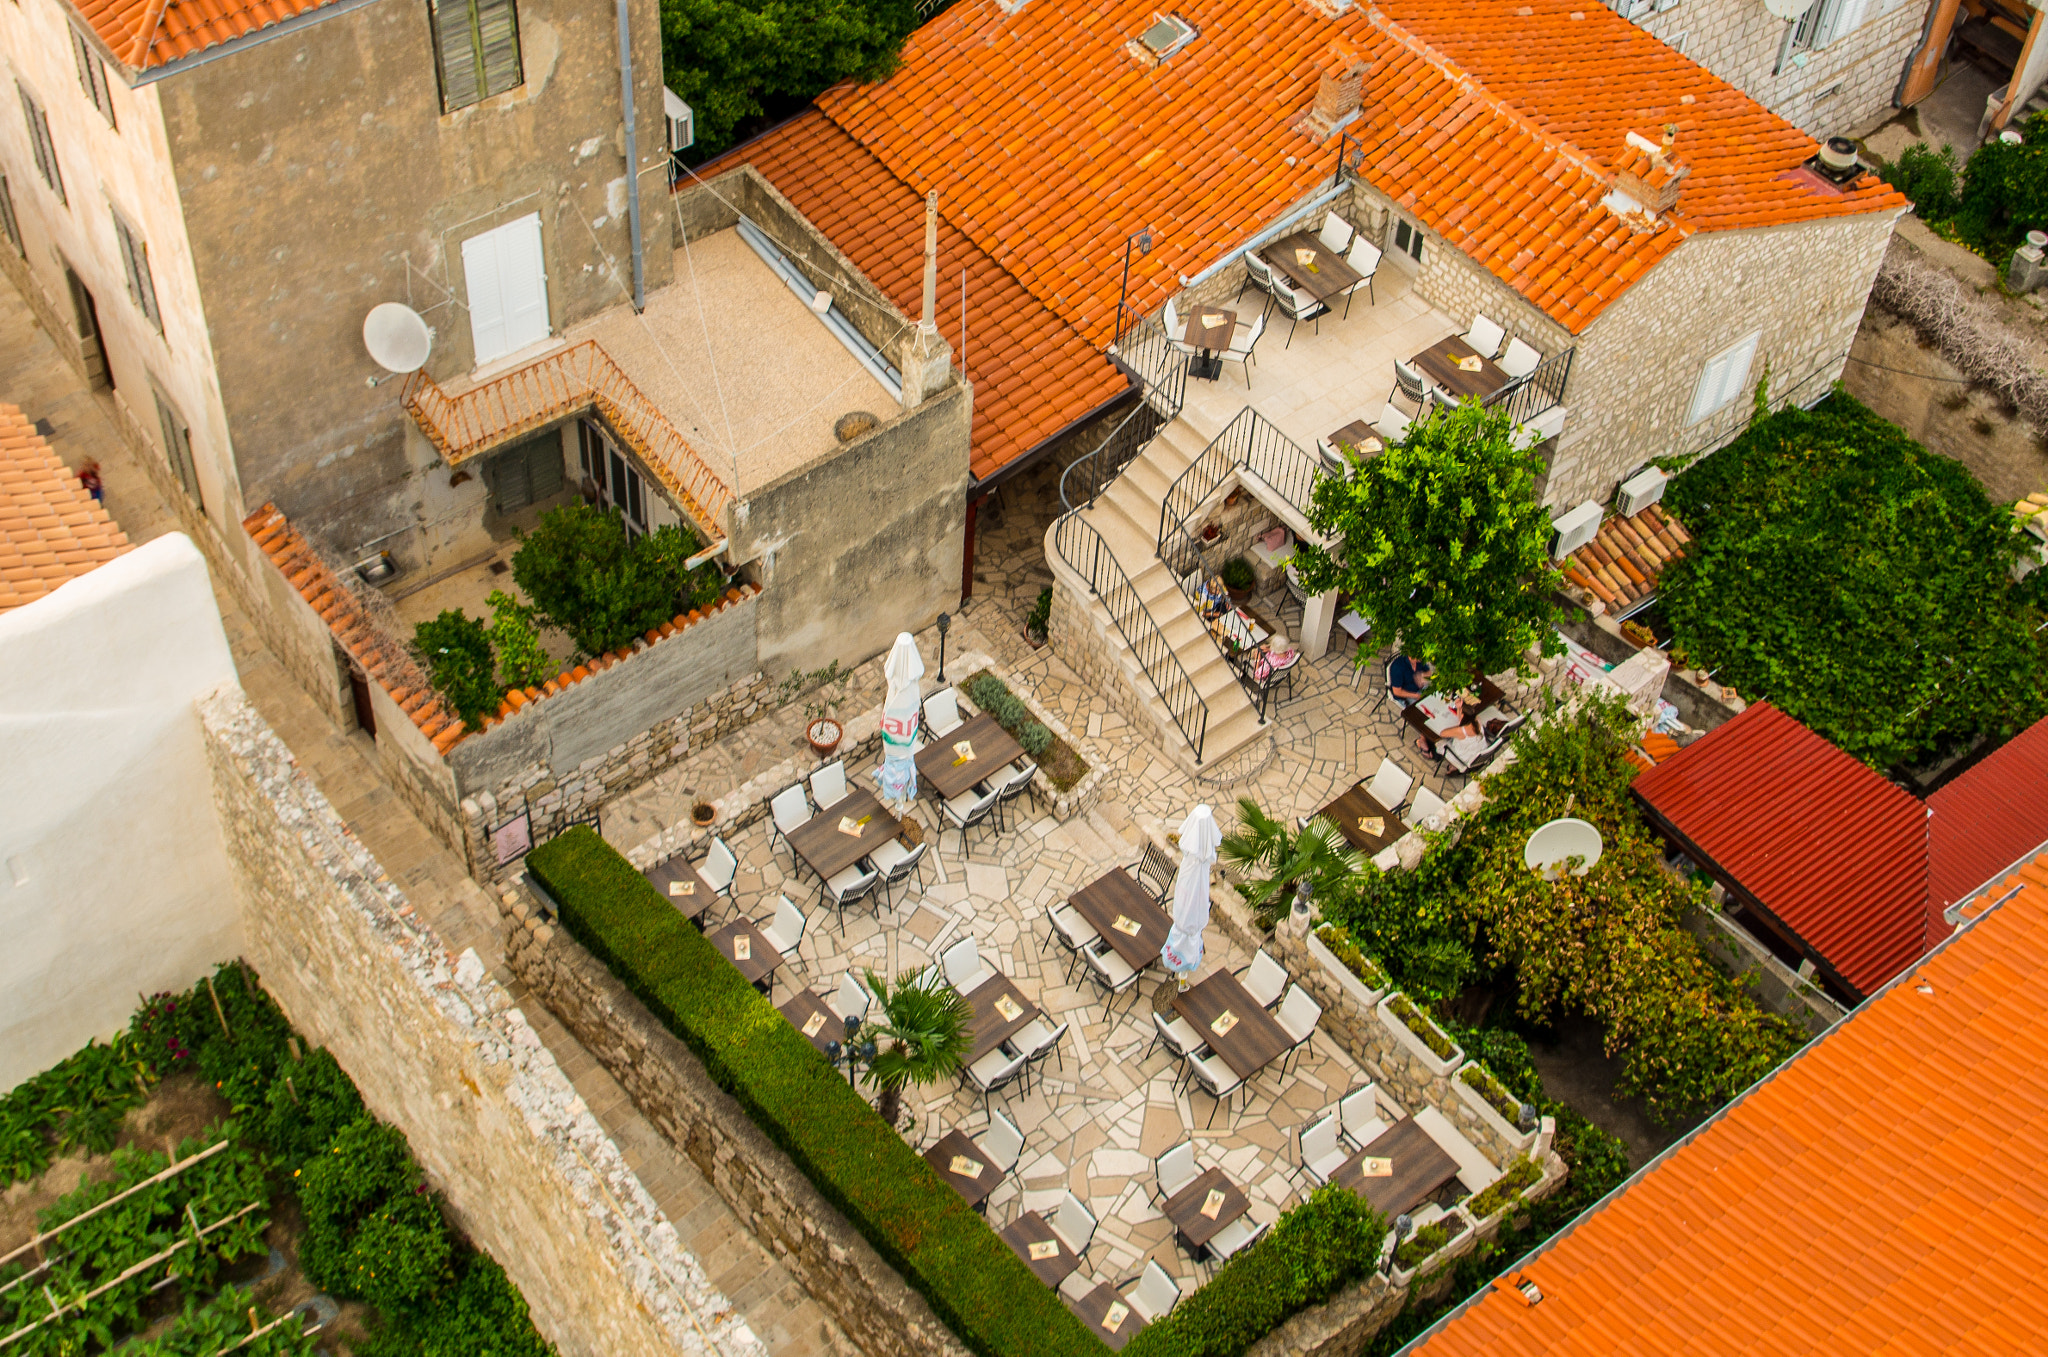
(936, 612, 951, 682)
(1116, 228, 1154, 345)
(1518, 1103, 1539, 1132)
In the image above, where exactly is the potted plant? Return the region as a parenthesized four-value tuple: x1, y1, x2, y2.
(1219, 798, 1369, 929)
(1024, 586, 1053, 647)
(860, 968, 974, 1133)
(691, 801, 716, 828)
(782, 660, 852, 756)
(1200, 522, 1221, 544)
(1221, 556, 1255, 605)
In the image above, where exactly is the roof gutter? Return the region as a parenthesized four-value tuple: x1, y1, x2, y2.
(130, 0, 387, 85)
(1180, 180, 1350, 292)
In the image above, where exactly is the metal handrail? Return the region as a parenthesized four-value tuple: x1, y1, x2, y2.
(400, 340, 735, 540)
(1050, 512, 1208, 763)
(1481, 346, 1575, 429)
(1155, 407, 1322, 560)
(1061, 312, 1185, 512)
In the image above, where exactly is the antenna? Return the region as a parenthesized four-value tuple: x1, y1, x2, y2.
(1524, 817, 1605, 880)
(363, 303, 435, 386)
(919, 189, 939, 336)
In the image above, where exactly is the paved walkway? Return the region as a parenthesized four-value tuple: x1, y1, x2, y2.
(0, 279, 854, 1357)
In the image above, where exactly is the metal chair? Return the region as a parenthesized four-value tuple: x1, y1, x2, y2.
(995, 759, 1038, 831)
(1235, 949, 1288, 1009)
(1463, 313, 1506, 359)
(1317, 213, 1355, 255)
(1205, 1216, 1268, 1267)
(864, 836, 927, 910)
(770, 785, 810, 869)
(1051, 1192, 1098, 1258)
(820, 862, 881, 934)
(1297, 1112, 1348, 1187)
(942, 935, 992, 994)
(1342, 236, 1381, 315)
(1371, 401, 1413, 446)
(965, 1048, 1028, 1114)
(756, 895, 808, 991)
(1162, 296, 1196, 355)
(698, 836, 738, 916)
(1366, 756, 1414, 813)
(922, 687, 964, 738)
(1134, 841, 1177, 903)
(1153, 1140, 1199, 1206)
(1009, 1018, 1069, 1094)
(1339, 1084, 1388, 1152)
(1187, 1050, 1245, 1129)
(1082, 942, 1144, 1017)
(810, 760, 848, 811)
(1500, 336, 1541, 379)
(833, 971, 871, 1023)
(1123, 1261, 1182, 1323)
(1237, 251, 1279, 312)
(1275, 984, 1323, 1074)
(1406, 785, 1449, 829)
(1393, 360, 1440, 416)
(1218, 311, 1266, 388)
(982, 1109, 1027, 1178)
(1041, 902, 1101, 983)
(1273, 278, 1328, 349)
(942, 783, 1000, 858)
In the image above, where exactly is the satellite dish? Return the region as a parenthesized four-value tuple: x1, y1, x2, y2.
(1763, 0, 1809, 19)
(1524, 818, 1605, 880)
(363, 303, 434, 374)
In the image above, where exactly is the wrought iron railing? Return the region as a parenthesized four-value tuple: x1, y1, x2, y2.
(400, 340, 735, 540)
(1482, 346, 1574, 430)
(1156, 408, 1321, 558)
(1049, 512, 1209, 762)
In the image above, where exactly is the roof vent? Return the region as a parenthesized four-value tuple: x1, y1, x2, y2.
(1807, 135, 1865, 187)
(1136, 13, 1197, 60)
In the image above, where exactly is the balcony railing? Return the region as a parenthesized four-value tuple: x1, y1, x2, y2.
(1060, 311, 1187, 513)
(1156, 407, 1320, 559)
(1483, 346, 1574, 430)
(401, 340, 735, 541)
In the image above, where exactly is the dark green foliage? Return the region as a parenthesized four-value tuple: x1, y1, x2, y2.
(1663, 395, 2047, 769)
(0, 1035, 154, 1187)
(488, 589, 556, 689)
(1026, 586, 1053, 638)
(525, 826, 1105, 1357)
(511, 505, 725, 659)
(1879, 140, 1961, 220)
(1219, 556, 1255, 590)
(255, 1048, 367, 1167)
(1018, 720, 1054, 757)
(296, 1119, 434, 1299)
(1445, 1023, 1541, 1106)
(358, 1250, 555, 1357)
(1123, 1188, 1385, 1357)
(1882, 114, 2048, 260)
(121, 1287, 318, 1356)
(413, 609, 502, 732)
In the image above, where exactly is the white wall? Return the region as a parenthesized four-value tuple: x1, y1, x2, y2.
(0, 534, 241, 1087)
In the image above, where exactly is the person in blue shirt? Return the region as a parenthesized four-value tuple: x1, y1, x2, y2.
(1387, 653, 1434, 705)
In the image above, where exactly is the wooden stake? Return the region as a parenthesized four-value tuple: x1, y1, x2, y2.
(284, 1075, 300, 1105)
(205, 976, 231, 1037)
(286, 1037, 301, 1063)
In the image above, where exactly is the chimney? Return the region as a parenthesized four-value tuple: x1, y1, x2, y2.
(899, 189, 953, 411)
(1314, 61, 1366, 128)
(1614, 128, 1690, 217)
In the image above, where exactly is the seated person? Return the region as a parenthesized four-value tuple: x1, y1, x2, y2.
(1251, 633, 1300, 683)
(1388, 653, 1435, 705)
(1195, 573, 1231, 618)
(1431, 709, 1509, 763)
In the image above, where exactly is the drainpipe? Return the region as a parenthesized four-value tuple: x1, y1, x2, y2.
(616, 0, 646, 312)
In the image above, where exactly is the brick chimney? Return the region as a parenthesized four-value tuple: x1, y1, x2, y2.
(1301, 58, 1367, 139)
(1614, 126, 1690, 216)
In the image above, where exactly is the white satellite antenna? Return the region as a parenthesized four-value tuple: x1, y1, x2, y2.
(363, 303, 435, 385)
(1524, 817, 1605, 880)
(1762, 0, 1808, 18)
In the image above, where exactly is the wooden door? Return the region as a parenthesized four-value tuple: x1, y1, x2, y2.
(348, 663, 378, 736)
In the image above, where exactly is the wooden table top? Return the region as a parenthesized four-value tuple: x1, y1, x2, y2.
(915, 713, 1023, 803)
(1328, 420, 1385, 460)
(924, 1128, 1001, 1208)
(1160, 1166, 1250, 1250)
(1412, 335, 1509, 403)
(1068, 1283, 1147, 1351)
(787, 786, 901, 882)
(1263, 231, 1363, 303)
(1402, 678, 1510, 753)
(1001, 1210, 1080, 1287)
(1333, 1116, 1462, 1219)
(964, 973, 1040, 1063)
(1173, 971, 1293, 1079)
(1069, 868, 1172, 971)
(777, 990, 844, 1055)
(1320, 781, 1404, 855)
(1183, 305, 1237, 353)
(705, 918, 783, 985)
(642, 852, 715, 922)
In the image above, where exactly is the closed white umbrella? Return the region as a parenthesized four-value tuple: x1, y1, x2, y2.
(1161, 805, 1221, 988)
(875, 633, 925, 806)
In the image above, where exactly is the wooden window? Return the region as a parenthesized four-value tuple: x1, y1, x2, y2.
(111, 208, 161, 333)
(17, 84, 64, 204)
(1792, 0, 1869, 50)
(460, 212, 549, 363)
(482, 431, 564, 512)
(153, 390, 205, 514)
(1393, 219, 1424, 263)
(1687, 331, 1760, 426)
(71, 29, 115, 128)
(0, 175, 20, 255)
(430, 0, 523, 112)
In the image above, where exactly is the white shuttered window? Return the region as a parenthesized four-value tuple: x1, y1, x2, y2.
(462, 212, 550, 364)
(431, 0, 522, 111)
(1687, 331, 1760, 426)
(17, 84, 64, 204)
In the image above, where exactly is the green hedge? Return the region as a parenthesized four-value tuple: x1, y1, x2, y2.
(526, 826, 1104, 1357)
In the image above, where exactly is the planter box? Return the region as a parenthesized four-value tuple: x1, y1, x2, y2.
(1451, 1062, 1539, 1158)
(1306, 929, 1385, 1007)
(1385, 1207, 1476, 1289)
(1377, 993, 1463, 1078)
(958, 661, 1105, 824)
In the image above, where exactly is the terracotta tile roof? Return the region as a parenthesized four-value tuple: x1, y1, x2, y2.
(796, 0, 1902, 346)
(1928, 714, 2048, 919)
(1632, 702, 1933, 997)
(1561, 503, 1688, 614)
(0, 401, 130, 614)
(68, 0, 340, 71)
(1407, 850, 2048, 1357)
(700, 113, 1128, 482)
(243, 502, 764, 754)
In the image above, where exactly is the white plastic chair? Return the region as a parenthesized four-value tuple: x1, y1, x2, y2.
(810, 760, 848, 811)
(966, 1048, 1027, 1112)
(1125, 1261, 1181, 1323)
(1275, 984, 1323, 1072)
(982, 1109, 1026, 1175)
(1340, 1084, 1387, 1151)
(1366, 757, 1414, 813)
(1317, 214, 1355, 254)
(1188, 1050, 1244, 1129)
(821, 861, 880, 933)
(942, 936, 991, 994)
(1219, 311, 1266, 388)
(834, 972, 870, 1023)
(923, 688, 964, 738)
(1237, 250, 1279, 311)
(1206, 1216, 1268, 1264)
(943, 783, 1001, 859)
(1464, 313, 1505, 359)
(770, 785, 810, 866)
(1155, 1140, 1199, 1202)
(866, 836, 926, 909)
(1500, 336, 1541, 380)
(1162, 296, 1195, 354)
(1052, 1192, 1098, 1257)
(1041, 903, 1101, 983)
(758, 894, 806, 958)
(1298, 1113, 1347, 1186)
(1342, 236, 1381, 315)
(1407, 784, 1449, 828)
(1372, 402, 1413, 445)
(1236, 949, 1288, 1009)
(699, 836, 738, 909)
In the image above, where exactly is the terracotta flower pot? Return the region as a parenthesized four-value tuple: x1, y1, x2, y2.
(691, 802, 716, 828)
(807, 718, 843, 757)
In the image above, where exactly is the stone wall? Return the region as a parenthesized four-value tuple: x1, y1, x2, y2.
(1685, 905, 1847, 1036)
(1554, 601, 1743, 733)
(198, 685, 759, 1357)
(501, 907, 972, 1357)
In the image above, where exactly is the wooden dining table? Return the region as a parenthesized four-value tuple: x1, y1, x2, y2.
(777, 989, 845, 1055)
(1172, 971, 1293, 1079)
(915, 713, 1023, 802)
(642, 851, 716, 925)
(1161, 1165, 1250, 1252)
(1001, 1211, 1081, 1287)
(923, 1127, 1002, 1209)
(1182, 304, 1237, 381)
(1332, 1116, 1462, 1218)
(1068, 1283, 1147, 1350)
(1068, 867, 1173, 971)
(705, 918, 783, 990)
(1327, 419, 1384, 461)
(963, 972, 1040, 1063)
(1411, 335, 1510, 403)
(1262, 230, 1363, 304)
(1403, 678, 1510, 755)
(787, 786, 901, 882)
(1318, 780, 1405, 856)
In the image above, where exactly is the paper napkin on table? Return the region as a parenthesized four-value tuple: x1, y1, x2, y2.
(1456, 355, 1483, 372)
(1103, 1302, 1130, 1334)
(1028, 1239, 1061, 1261)
(1211, 1010, 1239, 1035)
(1295, 247, 1316, 265)
(1359, 1156, 1394, 1177)
(995, 995, 1024, 1021)
(1200, 1188, 1227, 1219)
(669, 880, 695, 897)
(1113, 915, 1143, 936)
(733, 935, 751, 961)
(801, 1011, 827, 1037)
(837, 815, 864, 836)
(950, 1155, 985, 1178)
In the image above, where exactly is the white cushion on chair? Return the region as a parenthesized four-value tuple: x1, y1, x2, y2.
(924, 688, 963, 736)
(1464, 313, 1505, 359)
(1407, 785, 1449, 828)
(1366, 757, 1413, 812)
(772, 785, 809, 835)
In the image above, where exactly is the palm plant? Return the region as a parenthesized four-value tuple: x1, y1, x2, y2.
(1220, 797, 1369, 929)
(860, 968, 975, 1129)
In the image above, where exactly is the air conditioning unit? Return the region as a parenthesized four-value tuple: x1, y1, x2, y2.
(1550, 501, 1603, 559)
(1611, 0, 1651, 18)
(664, 88, 694, 155)
(1615, 466, 1669, 517)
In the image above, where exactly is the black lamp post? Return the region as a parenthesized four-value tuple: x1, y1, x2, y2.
(936, 612, 951, 682)
(1115, 228, 1153, 347)
(826, 1015, 876, 1087)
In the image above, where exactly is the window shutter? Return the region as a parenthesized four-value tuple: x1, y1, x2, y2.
(496, 213, 550, 351)
(0, 176, 19, 255)
(18, 85, 64, 204)
(433, 0, 484, 110)
(71, 30, 114, 127)
(462, 225, 509, 361)
(477, 0, 522, 97)
(1689, 332, 1759, 425)
(112, 212, 162, 332)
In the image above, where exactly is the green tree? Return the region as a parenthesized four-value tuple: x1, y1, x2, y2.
(1291, 400, 1562, 684)
(510, 505, 720, 659)
(487, 589, 555, 690)
(413, 609, 502, 732)
(662, 0, 917, 158)
(859, 968, 973, 1128)
(1218, 799, 1370, 930)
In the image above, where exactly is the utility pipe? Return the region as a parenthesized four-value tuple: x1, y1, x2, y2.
(616, 0, 646, 312)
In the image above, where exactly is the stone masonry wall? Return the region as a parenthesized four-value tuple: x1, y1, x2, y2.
(197, 686, 759, 1357)
(502, 909, 973, 1357)
(1046, 554, 1215, 779)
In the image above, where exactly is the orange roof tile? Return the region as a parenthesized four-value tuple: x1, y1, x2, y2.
(69, 0, 338, 72)
(702, 113, 1128, 482)
(1405, 850, 2048, 1357)
(0, 402, 130, 614)
(1562, 502, 1689, 613)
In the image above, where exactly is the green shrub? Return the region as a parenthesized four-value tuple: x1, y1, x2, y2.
(1953, 112, 2048, 260)
(1386, 995, 1457, 1060)
(1219, 556, 1255, 591)
(1444, 1023, 1541, 1106)
(1124, 1187, 1385, 1357)
(1879, 141, 1961, 220)
(488, 589, 556, 689)
(1393, 1221, 1451, 1269)
(1458, 1065, 1520, 1122)
(1465, 1155, 1542, 1219)
(511, 505, 724, 658)
(297, 1119, 441, 1300)
(256, 1047, 367, 1167)
(359, 1249, 553, 1357)
(1026, 586, 1053, 638)
(1313, 922, 1389, 991)
(963, 673, 1007, 712)
(526, 827, 1101, 1357)
(413, 610, 502, 732)
(0, 1035, 154, 1187)
(1018, 721, 1054, 757)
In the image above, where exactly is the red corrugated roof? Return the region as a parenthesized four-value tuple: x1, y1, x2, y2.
(1929, 714, 2048, 920)
(1405, 850, 2048, 1357)
(1632, 701, 1931, 997)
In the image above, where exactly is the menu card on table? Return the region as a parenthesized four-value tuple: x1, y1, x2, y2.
(1102, 1302, 1131, 1334)
(1211, 1010, 1239, 1036)
(1028, 1239, 1061, 1261)
(952, 740, 977, 765)
(949, 1155, 985, 1179)
(1199, 1188, 1227, 1220)
(1359, 816, 1385, 837)
(1456, 355, 1483, 372)
(732, 935, 751, 962)
(1112, 915, 1143, 936)
(994, 994, 1024, 1022)
(1202, 312, 1226, 327)
(837, 815, 866, 837)
(1359, 1156, 1394, 1178)
(801, 1011, 827, 1038)
(669, 880, 695, 897)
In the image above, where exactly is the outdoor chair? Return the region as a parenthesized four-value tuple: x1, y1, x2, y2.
(1218, 311, 1265, 388)
(1251, 646, 1300, 716)
(1342, 236, 1381, 315)
(1146, 1012, 1208, 1088)
(1500, 336, 1541, 380)
(942, 783, 1001, 859)
(1134, 840, 1177, 903)
(1205, 1217, 1267, 1268)
(1052, 1192, 1098, 1258)
(865, 835, 927, 911)
(1339, 1084, 1388, 1151)
(820, 862, 881, 933)
(1236, 251, 1279, 313)
(923, 687, 965, 739)
(1366, 756, 1414, 813)
(1407, 785, 1449, 829)
(995, 759, 1038, 831)
(1274, 279, 1328, 349)
(1463, 313, 1505, 359)
(1083, 940, 1144, 1017)
(965, 1048, 1028, 1114)
(757, 896, 807, 983)
(1187, 1050, 1245, 1129)
(834, 971, 871, 1023)
(1393, 359, 1439, 415)
(942, 936, 992, 994)
(1371, 401, 1413, 446)
(1297, 1112, 1348, 1187)
(1041, 902, 1102, 983)
(982, 1109, 1027, 1178)
(1154, 1141, 1200, 1205)
(1010, 1018, 1069, 1094)
(1236, 948, 1288, 1009)
(1123, 1262, 1183, 1324)
(1446, 713, 1527, 777)
(1317, 214, 1355, 255)
(810, 760, 848, 811)
(1317, 439, 1352, 481)
(1162, 296, 1196, 355)
(1275, 984, 1323, 1074)
(770, 785, 810, 868)
(1275, 565, 1310, 636)
(698, 835, 738, 915)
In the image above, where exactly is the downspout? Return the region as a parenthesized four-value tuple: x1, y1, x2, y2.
(616, 0, 646, 312)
